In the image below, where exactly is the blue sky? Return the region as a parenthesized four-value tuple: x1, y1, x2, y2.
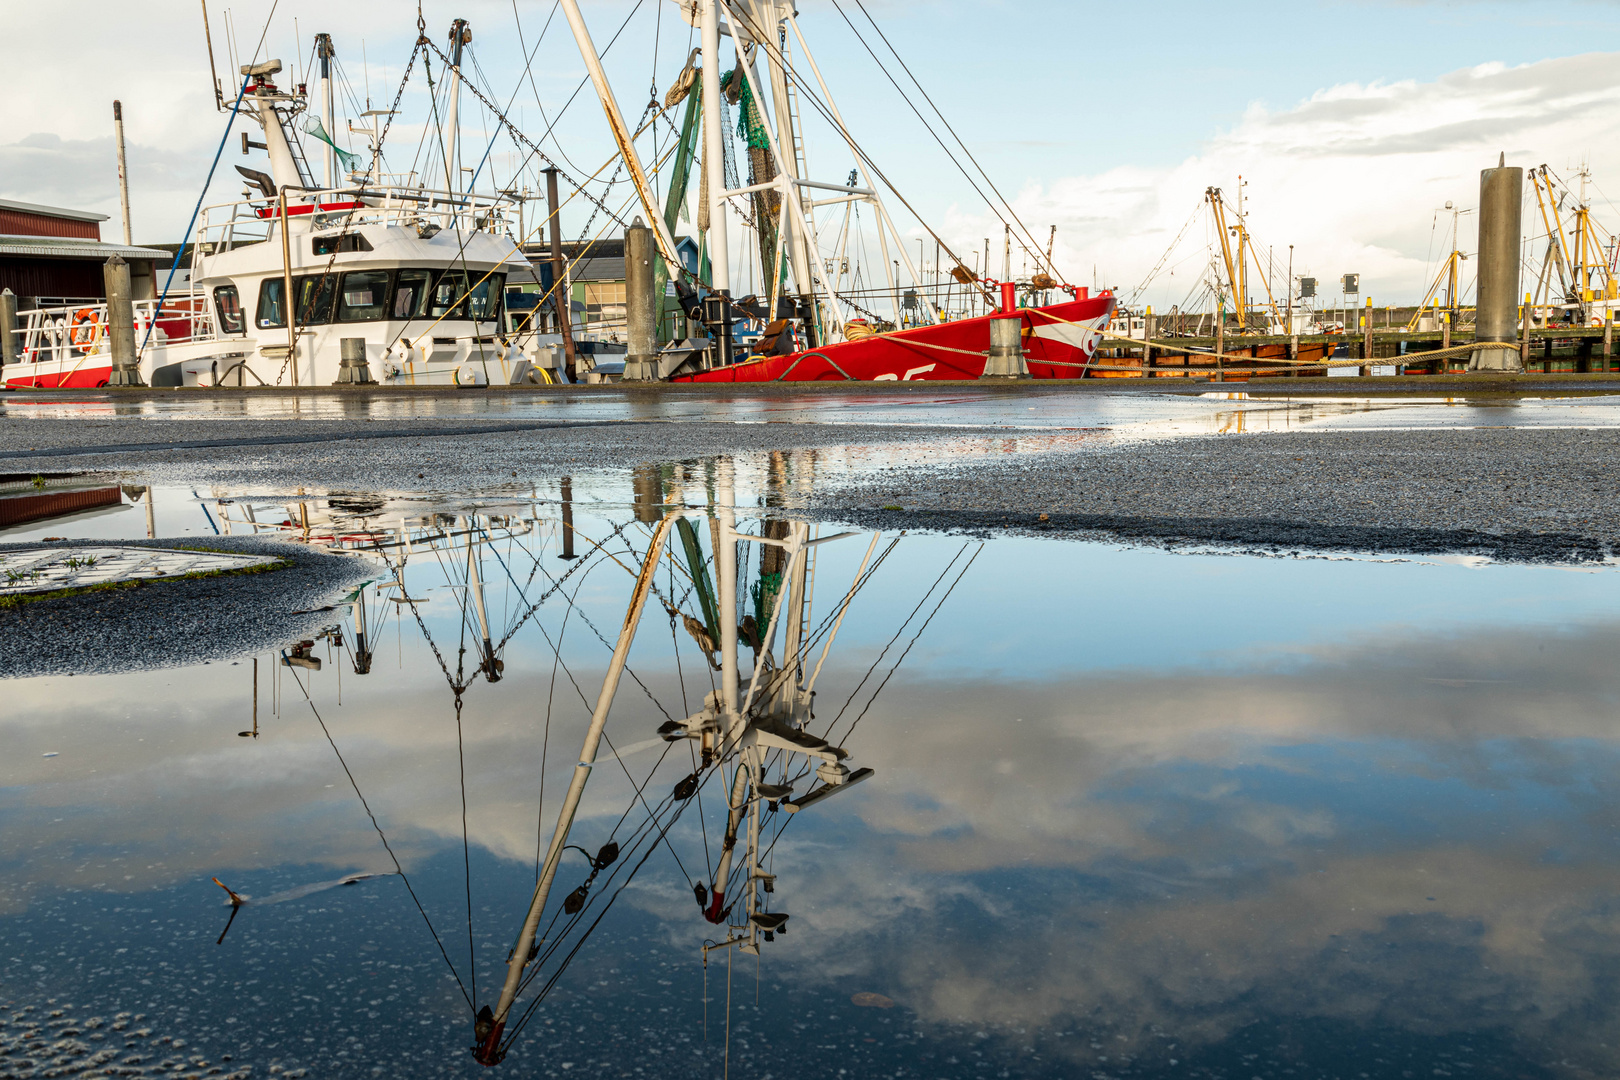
(6, 1, 1620, 308)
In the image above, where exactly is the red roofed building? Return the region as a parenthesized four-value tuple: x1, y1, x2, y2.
(0, 198, 170, 306)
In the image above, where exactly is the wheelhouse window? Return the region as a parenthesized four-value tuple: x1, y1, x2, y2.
(213, 285, 244, 335)
(256, 278, 285, 329)
(393, 270, 432, 319)
(337, 270, 391, 322)
(428, 271, 469, 319)
(296, 275, 337, 325)
(311, 233, 373, 256)
(255, 275, 336, 329)
(466, 273, 506, 322)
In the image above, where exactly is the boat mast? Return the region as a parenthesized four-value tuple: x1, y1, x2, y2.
(701, 0, 732, 295)
(444, 20, 468, 197)
(316, 33, 336, 187)
(475, 517, 675, 1065)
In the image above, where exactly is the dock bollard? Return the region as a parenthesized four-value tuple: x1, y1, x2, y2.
(103, 255, 144, 386)
(621, 217, 658, 381)
(0, 289, 17, 366)
(334, 337, 375, 384)
(981, 281, 1029, 380)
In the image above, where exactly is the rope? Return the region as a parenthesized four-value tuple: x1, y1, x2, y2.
(140, 77, 251, 358)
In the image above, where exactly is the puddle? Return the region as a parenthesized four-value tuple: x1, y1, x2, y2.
(6, 457, 1620, 1077)
(12, 389, 1620, 443)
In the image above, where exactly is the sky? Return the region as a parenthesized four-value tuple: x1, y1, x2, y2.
(6, 0, 1620, 312)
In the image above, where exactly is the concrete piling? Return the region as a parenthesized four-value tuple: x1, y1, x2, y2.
(1471, 153, 1524, 372)
(103, 255, 144, 386)
(621, 217, 658, 381)
(0, 289, 18, 366)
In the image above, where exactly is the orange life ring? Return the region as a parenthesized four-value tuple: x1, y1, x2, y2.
(70, 308, 104, 354)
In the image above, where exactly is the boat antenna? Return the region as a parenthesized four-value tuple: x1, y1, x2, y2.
(201, 0, 225, 110)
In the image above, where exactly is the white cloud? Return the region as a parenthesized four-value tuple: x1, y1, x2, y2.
(952, 51, 1620, 309)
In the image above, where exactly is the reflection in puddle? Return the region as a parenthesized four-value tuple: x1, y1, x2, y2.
(6, 457, 1620, 1076)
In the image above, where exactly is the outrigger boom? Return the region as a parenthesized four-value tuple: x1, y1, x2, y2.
(474, 515, 673, 1066)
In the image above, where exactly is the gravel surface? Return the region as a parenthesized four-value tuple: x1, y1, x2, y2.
(0, 417, 966, 491)
(803, 427, 1620, 562)
(0, 536, 374, 678)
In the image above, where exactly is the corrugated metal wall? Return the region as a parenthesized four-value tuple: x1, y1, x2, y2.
(0, 258, 107, 301)
(0, 210, 100, 239)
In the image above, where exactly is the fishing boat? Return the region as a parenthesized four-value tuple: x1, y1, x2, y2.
(3, 35, 554, 389)
(671, 286, 1114, 382)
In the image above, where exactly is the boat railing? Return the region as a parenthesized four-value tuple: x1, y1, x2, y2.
(195, 181, 522, 255)
(13, 295, 219, 367)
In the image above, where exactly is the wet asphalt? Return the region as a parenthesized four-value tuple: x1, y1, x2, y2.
(4, 383, 1620, 675)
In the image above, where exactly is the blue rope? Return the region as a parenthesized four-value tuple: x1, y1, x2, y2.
(139, 78, 251, 356)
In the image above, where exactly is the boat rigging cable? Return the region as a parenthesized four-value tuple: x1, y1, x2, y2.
(740, 542, 981, 898)
(834, 0, 1062, 283)
(277, 652, 476, 1013)
(719, 2, 994, 307)
(370, 524, 710, 1033)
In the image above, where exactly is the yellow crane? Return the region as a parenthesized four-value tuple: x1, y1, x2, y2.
(1205, 181, 1282, 332)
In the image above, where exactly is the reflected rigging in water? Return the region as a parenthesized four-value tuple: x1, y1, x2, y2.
(200, 453, 964, 1068)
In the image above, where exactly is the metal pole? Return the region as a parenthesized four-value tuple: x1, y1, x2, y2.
(113, 101, 133, 246)
(316, 35, 336, 187)
(104, 256, 143, 385)
(700, 0, 731, 295)
(544, 168, 578, 382)
(1285, 245, 1293, 331)
(717, 460, 739, 718)
(1472, 153, 1524, 371)
(444, 20, 467, 196)
(623, 217, 658, 381)
(144, 486, 155, 538)
(465, 521, 499, 682)
(278, 190, 298, 385)
(479, 517, 674, 1061)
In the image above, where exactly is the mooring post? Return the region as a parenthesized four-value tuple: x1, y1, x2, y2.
(622, 216, 658, 381)
(632, 465, 662, 523)
(104, 255, 144, 386)
(1522, 293, 1533, 371)
(543, 168, 578, 382)
(334, 337, 375, 384)
(1362, 297, 1374, 369)
(0, 289, 18, 367)
(1471, 153, 1524, 372)
(1142, 306, 1155, 378)
(558, 476, 577, 560)
(981, 281, 1029, 379)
